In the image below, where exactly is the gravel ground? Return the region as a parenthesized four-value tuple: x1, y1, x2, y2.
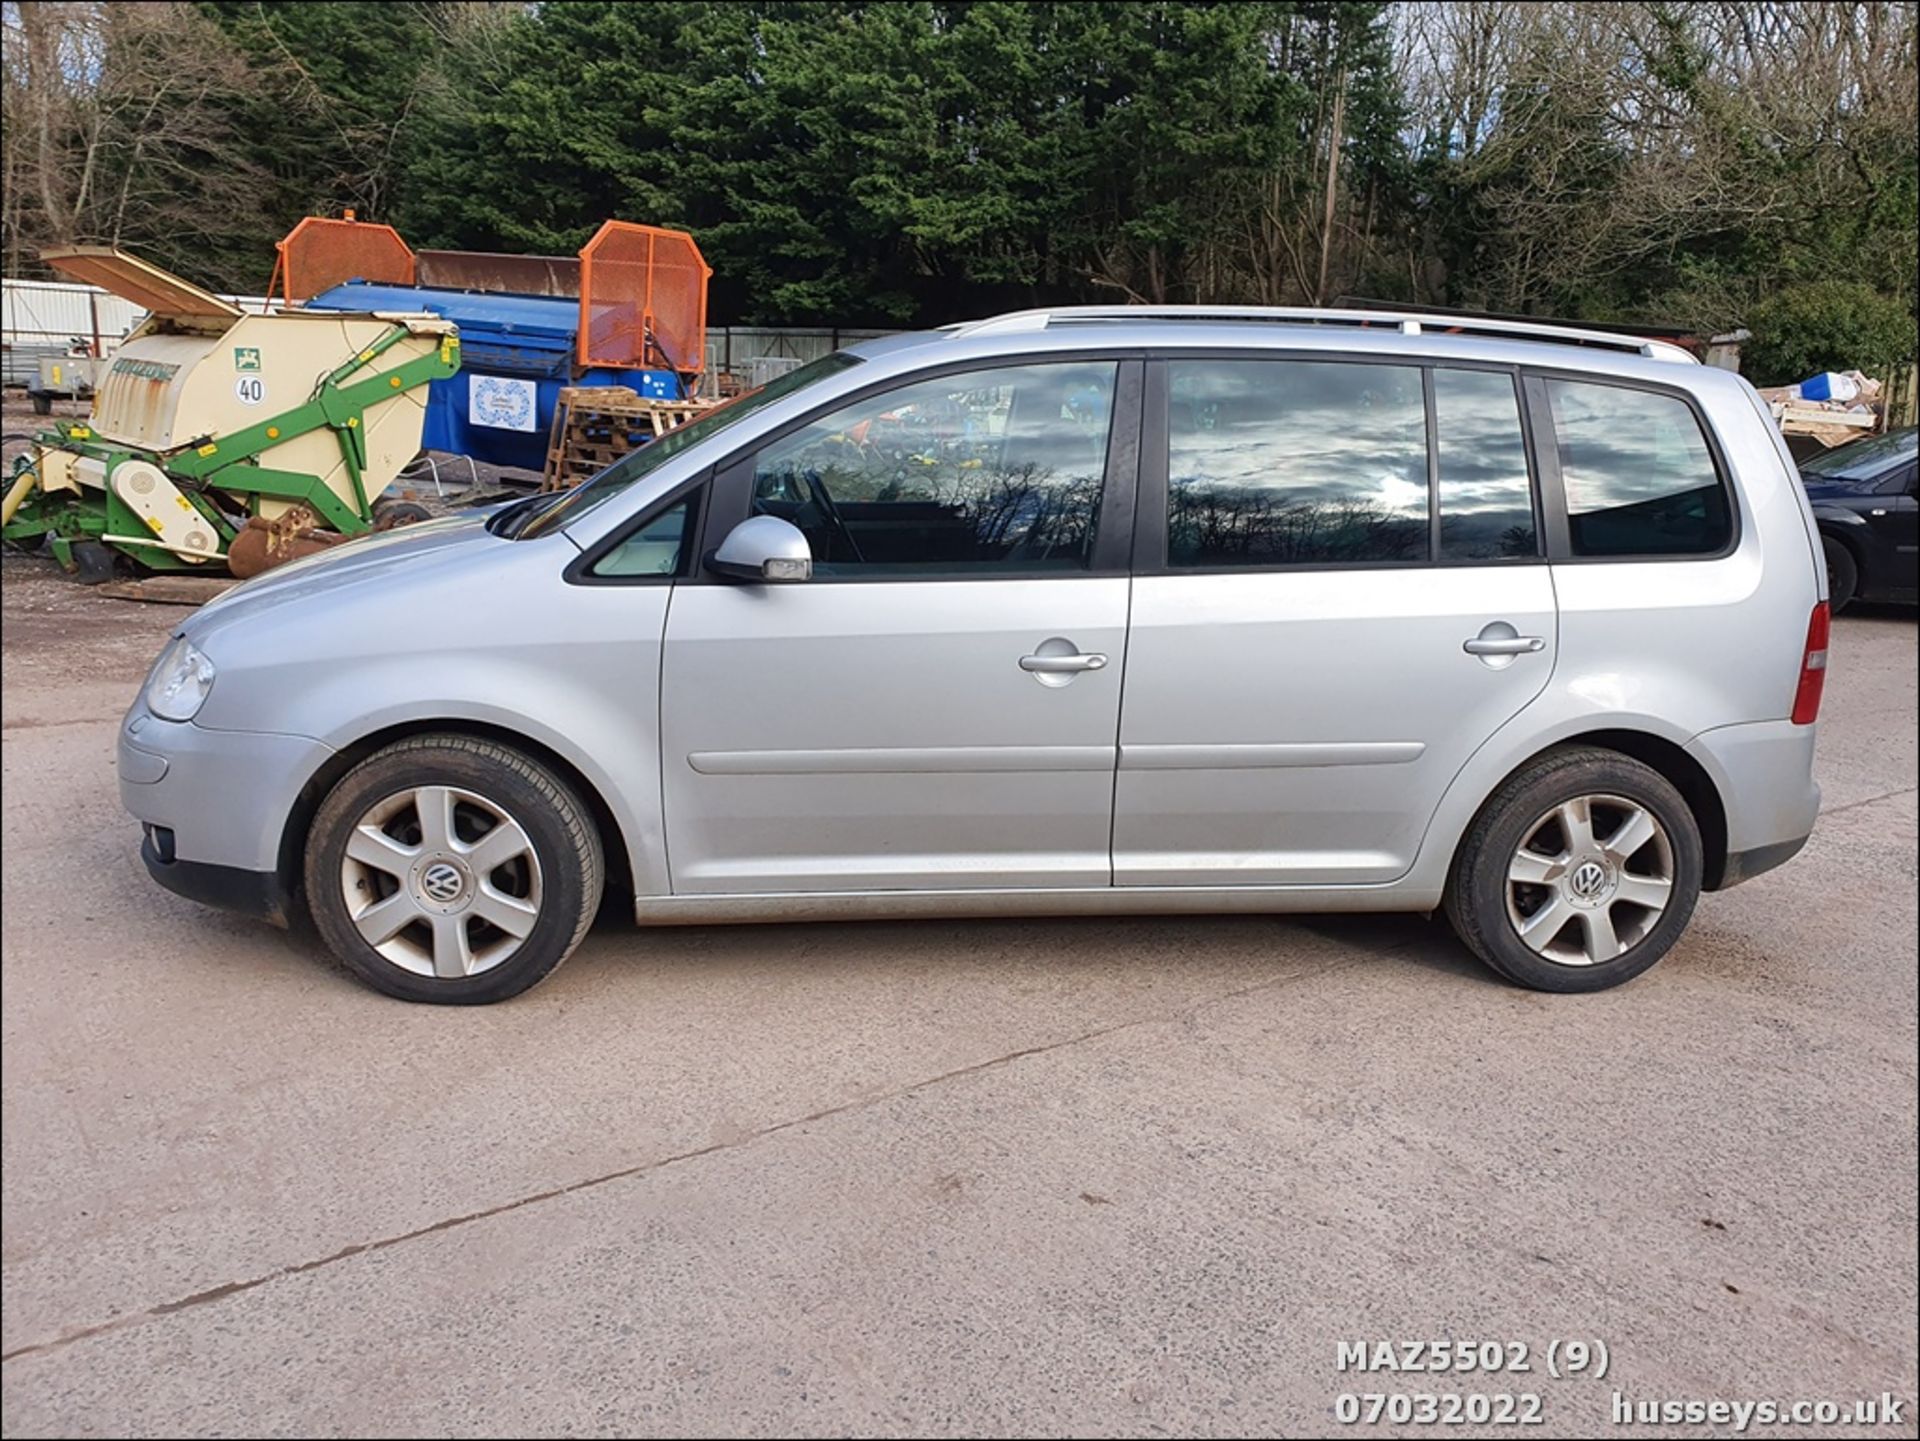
(0, 551, 1914, 1438)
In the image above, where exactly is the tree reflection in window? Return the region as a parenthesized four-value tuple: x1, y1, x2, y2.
(1167, 360, 1430, 567)
(751, 363, 1116, 575)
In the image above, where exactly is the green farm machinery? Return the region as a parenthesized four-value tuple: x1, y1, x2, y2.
(3, 246, 460, 579)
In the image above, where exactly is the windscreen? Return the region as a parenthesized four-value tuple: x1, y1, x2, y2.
(519, 352, 863, 539)
(1799, 427, 1916, 482)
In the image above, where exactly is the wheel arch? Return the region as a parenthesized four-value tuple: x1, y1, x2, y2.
(1815, 517, 1866, 561)
(277, 719, 637, 920)
(1459, 728, 1731, 891)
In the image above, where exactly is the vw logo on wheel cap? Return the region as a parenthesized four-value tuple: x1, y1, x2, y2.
(1569, 860, 1610, 902)
(421, 862, 465, 903)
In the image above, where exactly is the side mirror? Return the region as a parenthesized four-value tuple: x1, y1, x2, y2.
(706, 515, 813, 583)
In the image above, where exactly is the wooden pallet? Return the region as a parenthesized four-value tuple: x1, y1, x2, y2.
(1770, 402, 1875, 431)
(541, 386, 715, 491)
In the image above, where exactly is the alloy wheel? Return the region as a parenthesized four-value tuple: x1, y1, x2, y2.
(338, 785, 543, 979)
(1503, 793, 1674, 966)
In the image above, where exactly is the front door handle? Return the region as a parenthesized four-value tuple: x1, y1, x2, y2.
(1463, 635, 1545, 656)
(1020, 651, 1108, 673)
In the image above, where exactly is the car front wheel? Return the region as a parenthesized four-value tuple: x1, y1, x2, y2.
(1445, 746, 1703, 993)
(1821, 535, 1859, 613)
(304, 734, 604, 1003)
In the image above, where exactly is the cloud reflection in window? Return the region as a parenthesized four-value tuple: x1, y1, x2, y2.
(1548, 380, 1732, 557)
(1167, 361, 1428, 567)
(1436, 368, 1537, 560)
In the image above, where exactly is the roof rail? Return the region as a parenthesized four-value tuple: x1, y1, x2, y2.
(948, 305, 1698, 363)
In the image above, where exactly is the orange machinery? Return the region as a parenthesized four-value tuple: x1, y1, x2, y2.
(276, 214, 712, 470)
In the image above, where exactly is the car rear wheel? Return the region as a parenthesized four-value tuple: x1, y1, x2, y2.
(1821, 535, 1858, 613)
(1445, 746, 1702, 993)
(304, 735, 603, 1003)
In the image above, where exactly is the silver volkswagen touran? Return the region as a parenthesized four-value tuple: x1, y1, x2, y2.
(121, 307, 1828, 1003)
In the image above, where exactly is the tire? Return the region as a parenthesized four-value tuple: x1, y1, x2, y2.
(69, 539, 120, 584)
(1822, 534, 1858, 613)
(304, 735, 604, 1003)
(1444, 746, 1702, 993)
(373, 498, 434, 530)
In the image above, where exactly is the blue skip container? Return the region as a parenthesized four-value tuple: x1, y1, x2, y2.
(306, 281, 686, 474)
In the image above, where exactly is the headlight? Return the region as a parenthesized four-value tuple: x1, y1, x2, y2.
(145, 638, 216, 721)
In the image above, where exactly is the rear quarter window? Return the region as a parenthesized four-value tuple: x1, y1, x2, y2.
(1545, 379, 1732, 557)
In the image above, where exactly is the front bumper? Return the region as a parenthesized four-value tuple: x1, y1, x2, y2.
(140, 824, 291, 925)
(120, 705, 335, 923)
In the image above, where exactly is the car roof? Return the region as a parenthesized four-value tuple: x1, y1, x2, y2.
(950, 305, 1697, 361)
(844, 305, 1708, 389)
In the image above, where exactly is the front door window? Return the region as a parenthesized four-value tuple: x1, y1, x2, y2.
(749, 362, 1118, 575)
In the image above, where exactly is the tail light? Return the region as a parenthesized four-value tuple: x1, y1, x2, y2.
(1791, 602, 1829, 725)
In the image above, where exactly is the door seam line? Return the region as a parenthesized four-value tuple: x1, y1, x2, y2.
(657, 582, 677, 894)
(1105, 573, 1133, 887)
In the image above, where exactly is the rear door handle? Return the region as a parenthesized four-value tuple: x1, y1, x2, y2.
(1020, 652, 1108, 673)
(1463, 635, 1545, 656)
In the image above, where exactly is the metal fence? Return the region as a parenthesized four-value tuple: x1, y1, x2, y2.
(1, 278, 283, 388)
(1888, 364, 1918, 429)
(709, 326, 897, 370)
(4, 275, 895, 391)
(2, 280, 140, 388)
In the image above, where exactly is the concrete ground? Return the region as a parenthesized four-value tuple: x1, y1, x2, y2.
(1, 551, 1914, 1438)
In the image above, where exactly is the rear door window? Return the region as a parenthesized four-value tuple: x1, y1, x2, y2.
(1434, 369, 1537, 561)
(1166, 359, 1428, 566)
(1544, 379, 1732, 556)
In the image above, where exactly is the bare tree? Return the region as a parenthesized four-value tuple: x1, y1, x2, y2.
(2, 1, 273, 282)
(1396, 1, 1918, 320)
